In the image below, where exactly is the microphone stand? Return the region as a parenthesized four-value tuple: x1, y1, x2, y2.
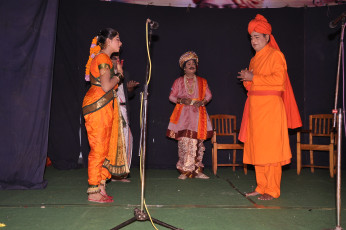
(110, 21, 182, 230)
(327, 18, 345, 230)
(333, 18, 345, 128)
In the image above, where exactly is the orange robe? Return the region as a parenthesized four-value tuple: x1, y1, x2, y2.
(83, 53, 129, 191)
(243, 14, 302, 198)
(241, 45, 296, 198)
(242, 44, 292, 166)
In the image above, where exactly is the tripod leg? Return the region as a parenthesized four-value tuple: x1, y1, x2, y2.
(110, 217, 137, 230)
(151, 217, 183, 230)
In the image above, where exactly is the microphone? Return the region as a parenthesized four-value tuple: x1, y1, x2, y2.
(329, 11, 346, 28)
(147, 18, 159, 29)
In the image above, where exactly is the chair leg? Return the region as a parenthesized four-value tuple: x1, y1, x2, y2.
(212, 146, 217, 175)
(297, 145, 301, 175)
(329, 145, 334, 178)
(334, 150, 337, 175)
(310, 150, 314, 173)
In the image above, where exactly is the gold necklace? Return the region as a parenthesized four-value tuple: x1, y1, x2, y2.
(184, 75, 196, 95)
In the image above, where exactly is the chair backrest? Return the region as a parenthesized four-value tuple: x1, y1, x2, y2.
(210, 114, 237, 137)
(309, 114, 334, 137)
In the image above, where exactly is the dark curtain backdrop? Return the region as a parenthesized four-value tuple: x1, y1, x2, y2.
(49, 0, 346, 170)
(0, 0, 59, 189)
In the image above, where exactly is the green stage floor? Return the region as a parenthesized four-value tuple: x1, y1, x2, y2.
(0, 167, 345, 230)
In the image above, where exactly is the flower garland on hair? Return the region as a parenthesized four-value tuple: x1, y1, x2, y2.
(85, 36, 101, 81)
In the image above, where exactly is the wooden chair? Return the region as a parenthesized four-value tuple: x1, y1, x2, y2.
(296, 114, 337, 178)
(210, 114, 247, 175)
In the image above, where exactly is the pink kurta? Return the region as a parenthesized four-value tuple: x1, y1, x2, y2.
(167, 76, 213, 140)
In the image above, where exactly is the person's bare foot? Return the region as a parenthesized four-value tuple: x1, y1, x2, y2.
(245, 191, 260, 197)
(111, 178, 130, 183)
(88, 193, 113, 203)
(195, 173, 209, 179)
(258, 193, 274, 200)
(178, 174, 187, 180)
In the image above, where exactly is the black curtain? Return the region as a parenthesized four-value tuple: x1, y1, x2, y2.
(0, 0, 59, 189)
(49, 0, 346, 170)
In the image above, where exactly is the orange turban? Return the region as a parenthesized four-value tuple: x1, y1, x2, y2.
(248, 14, 272, 35)
(248, 14, 280, 51)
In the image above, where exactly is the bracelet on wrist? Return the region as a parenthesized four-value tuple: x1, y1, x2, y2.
(115, 72, 124, 82)
(201, 99, 207, 106)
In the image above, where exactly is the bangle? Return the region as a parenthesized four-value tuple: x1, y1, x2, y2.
(115, 72, 124, 80)
(201, 99, 207, 106)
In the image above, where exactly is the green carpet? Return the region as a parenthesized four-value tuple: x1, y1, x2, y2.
(0, 167, 345, 230)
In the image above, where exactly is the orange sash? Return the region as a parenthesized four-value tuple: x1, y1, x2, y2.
(169, 104, 183, 124)
(282, 73, 302, 129)
(197, 78, 207, 140)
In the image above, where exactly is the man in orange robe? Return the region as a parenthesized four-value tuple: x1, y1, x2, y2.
(237, 14, 302, 200)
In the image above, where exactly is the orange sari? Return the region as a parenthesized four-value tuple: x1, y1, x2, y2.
(83, 53, 129, 192)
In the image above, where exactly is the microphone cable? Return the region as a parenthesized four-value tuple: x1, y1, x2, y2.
(138, 20, 158, 230)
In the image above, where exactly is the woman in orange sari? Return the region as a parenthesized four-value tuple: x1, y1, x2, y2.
(83, 28, 129, 203)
